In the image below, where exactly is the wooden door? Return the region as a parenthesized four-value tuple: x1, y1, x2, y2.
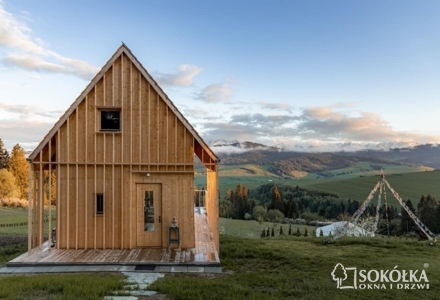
(136, 183, 162, 247)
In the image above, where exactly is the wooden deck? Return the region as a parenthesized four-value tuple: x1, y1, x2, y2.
(8, 209, 219, 267)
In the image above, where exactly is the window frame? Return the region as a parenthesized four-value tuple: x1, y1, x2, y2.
(99, 108, 121, 132)
(96, 193, 104, 215)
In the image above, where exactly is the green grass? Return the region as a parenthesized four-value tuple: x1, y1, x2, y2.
(0, 207, 56, 235)
(150, 219, 440, 300)
(302, 170, 440, 204)
(196, 163, 437, 201)
(220, 218, 311, 238)
(0, 244, 27, 267)
(0, 273, 125, 300)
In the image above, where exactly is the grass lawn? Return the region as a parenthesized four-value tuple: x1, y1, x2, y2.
(150, 219, 440, 300)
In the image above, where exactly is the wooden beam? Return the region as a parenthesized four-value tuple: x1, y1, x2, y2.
(75, 107, 78, 250)
(27, 162, 33, 251)
(48, 138, 52, 249)
(39, 152, 43, 250)
(56, 130, 60, 250)
(94, 86, 97, 250)
(139, 71, 142, 170)
(85, 95, 88, 249)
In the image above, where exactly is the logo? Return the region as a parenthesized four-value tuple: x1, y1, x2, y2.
(331, 263, 429, 290)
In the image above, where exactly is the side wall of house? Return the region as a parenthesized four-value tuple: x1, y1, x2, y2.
(31, 53, 196, 249)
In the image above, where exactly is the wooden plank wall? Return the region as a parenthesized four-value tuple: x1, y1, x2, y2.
(31, 52, 201, 250)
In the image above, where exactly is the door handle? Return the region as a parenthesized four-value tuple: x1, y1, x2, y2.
(159, 216, 161, 223)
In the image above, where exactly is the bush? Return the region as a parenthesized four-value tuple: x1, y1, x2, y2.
(271, 227, 275, 237)
(252, 206, 267, 221)
(244, 213, 252, 220)
(279, 226, 284, 235)
(266, 209, 285, 223)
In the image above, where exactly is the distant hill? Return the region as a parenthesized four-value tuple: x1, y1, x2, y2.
(203, 142, 440, 178)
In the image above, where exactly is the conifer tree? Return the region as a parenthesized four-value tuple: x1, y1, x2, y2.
(280, 226, 283, 235)
(312, 229, 316, 237)
(320, 229, 324, 237)
(266, 227, 270, 237)
(304, 227, 308, 237)
(296, 227, 300, 237)
(401, 199, 416, 234)
(288, 224, 292, 235)
(261, 229, 266, 238)
(271, 227, 275, 237)
(9, 144, 28, 199)
(0, 139, 9, 169)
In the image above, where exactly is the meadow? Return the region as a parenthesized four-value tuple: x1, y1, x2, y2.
(1, 210, 440, 299)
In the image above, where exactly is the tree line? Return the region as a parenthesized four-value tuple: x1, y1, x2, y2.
(0, 138, 29, 201)
(220, 182, 439, 236)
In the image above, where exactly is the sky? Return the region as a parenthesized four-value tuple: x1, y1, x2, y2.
(1, 0, 440, 152)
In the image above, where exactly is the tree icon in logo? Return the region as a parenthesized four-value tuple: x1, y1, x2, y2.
(331, 263, 347, 288)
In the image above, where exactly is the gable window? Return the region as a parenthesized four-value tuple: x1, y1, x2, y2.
(96, 194, 104, 215)
(101, 110, 120, 131)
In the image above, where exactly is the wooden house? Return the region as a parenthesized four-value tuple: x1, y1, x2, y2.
(26, 44, 219, 254)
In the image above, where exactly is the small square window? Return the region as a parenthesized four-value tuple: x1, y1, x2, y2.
(101, 110, 120, 131)
(96, 194, 104, 215)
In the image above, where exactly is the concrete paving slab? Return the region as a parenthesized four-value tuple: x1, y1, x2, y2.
(187, 266, 204, 273)
(128, 290, 157, 296)
(104, 296, 138, 300)
(31, 266, 54, 273)
(66, 265, 87, 272)
(101, 265, 121, 272)
(14, 267, 36, 273)
(0, 267, 18, 274)
(83, 265, 105, 272)
(119, 265, 136, 272)
(204, 266, 222, 274)
(123, 284, 149, 290)
(154, 266, 171, 273)
(47, 266, 71, 273)
(171, 266, 187, 273)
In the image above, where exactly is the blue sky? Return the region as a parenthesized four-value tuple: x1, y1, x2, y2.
(1, 0, 440, 151)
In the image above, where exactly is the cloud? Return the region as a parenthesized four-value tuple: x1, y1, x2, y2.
(0, 118, 52, 150)
(197, 105, 440, 146)
(155, 64, 203, 87)
(256, 100, 294, 113)
(0, 1, 99, 79)
(0, 101, 63, 119)
(295, 105, 440, 143)
(194, 82, 232, 103)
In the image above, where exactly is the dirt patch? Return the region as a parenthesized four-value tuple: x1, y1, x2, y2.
(0, 235, 27, 247)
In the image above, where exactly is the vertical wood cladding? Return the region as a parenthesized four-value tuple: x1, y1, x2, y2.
(30, 48, 218, 252)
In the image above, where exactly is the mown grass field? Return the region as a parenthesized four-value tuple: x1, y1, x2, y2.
(0, 206, 55, 236)
(196, 163, 437, 202)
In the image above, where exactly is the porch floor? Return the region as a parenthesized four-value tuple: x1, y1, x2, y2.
(7, 208, 219, 268)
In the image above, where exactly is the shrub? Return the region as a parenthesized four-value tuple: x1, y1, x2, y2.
(252, 206, 267, 221)
(271, 227, 275, 237)
(296, 227, 300, 237)
(288, 224, 292, 235)
(304, 227, 308, 237)
(266, 209, 285, 223)
(261, 229, 266, 238)
(279, 226, 283, 235)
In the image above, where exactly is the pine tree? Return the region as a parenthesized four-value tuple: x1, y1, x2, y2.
(418, 194, 437, 232)
(0, 139, 9, 169)
(9, 144, 28, 199)
(279, 226, 284, 235)
(296, 227, 300, 237)
(401, 199, 416, 234)
(320, 229, 324, 237)
(304, 227, 308, 237)
(261, 229, 266, 238)
(271, 227, 275, 237)
(312, 229, 316, 237)
(288, 224, 292, 235)
(266, 227, 270, 237)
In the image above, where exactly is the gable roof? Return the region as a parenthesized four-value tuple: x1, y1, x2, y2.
(29, 44, 218, 163)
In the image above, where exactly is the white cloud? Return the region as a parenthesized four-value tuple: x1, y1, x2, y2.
(155, 64, 203, 87)
(256, 100, 294, 113)
(195, 82, 232, 103)
(0, 1, 99, 80)
(0, 101, 63, 119)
